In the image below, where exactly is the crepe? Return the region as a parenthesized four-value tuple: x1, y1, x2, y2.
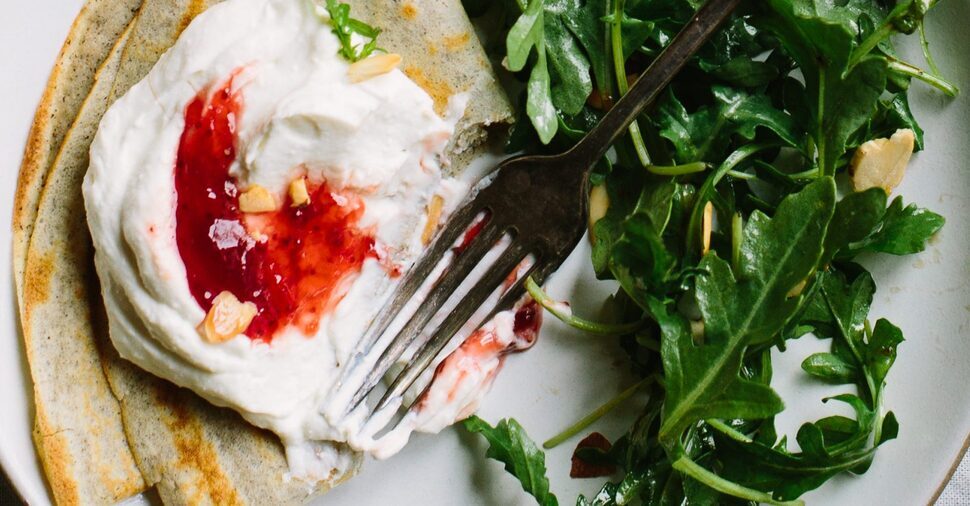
(13, 0, 143, 301)
(15, 0, 512, 504)
(17, 8, 146, 506)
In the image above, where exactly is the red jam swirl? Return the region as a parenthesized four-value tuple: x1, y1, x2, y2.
(174, 73, 376, 342)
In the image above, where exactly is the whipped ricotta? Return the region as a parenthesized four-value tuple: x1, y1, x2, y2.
(84, 0, 534, 483)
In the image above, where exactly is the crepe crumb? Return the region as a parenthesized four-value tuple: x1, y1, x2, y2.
(198, 291, 257, 344)
(239, 185, 278, 213)
(348, 54, 402, 83)
(422, 195, 445, 245)
(850, 129, 916, 194)
(289, 177, 310, 207)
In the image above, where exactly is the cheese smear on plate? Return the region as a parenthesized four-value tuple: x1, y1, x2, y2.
(83, 0, 537, 482)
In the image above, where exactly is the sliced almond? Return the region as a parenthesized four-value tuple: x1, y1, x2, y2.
(701, 201, 714, 255)
(421, 195, 445, 245)
(786, 278, 808, 298)
(690, 320, 705, 344)
(348, 53, 402, 83)
(289, 177, 310, 207)
(239, 184, 278, 213)
(849, 128, 915, 194)
(588, 184, 610, 242)
(198, 291, 258, 344)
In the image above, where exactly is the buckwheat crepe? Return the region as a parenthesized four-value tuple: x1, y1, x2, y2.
(13, 0, 512, 504)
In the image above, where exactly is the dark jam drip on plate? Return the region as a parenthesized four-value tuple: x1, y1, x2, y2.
(174, 73, 376, 342)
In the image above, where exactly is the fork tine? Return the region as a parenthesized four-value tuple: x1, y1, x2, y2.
(334, 201, 485, 389)
(346, 219, 506, 412)
(371, 241, 534, 414)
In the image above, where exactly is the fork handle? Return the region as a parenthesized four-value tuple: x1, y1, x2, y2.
(564, 0, 741, 169)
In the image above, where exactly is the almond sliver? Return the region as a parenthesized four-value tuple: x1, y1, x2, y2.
(198, 291, 257, 344)
(701, 201, 714, 255)
(421, 195, 445, 245)
(289, 177, 310, 207)
(348, 53, 402, 83)
(239, 184, 278, 213)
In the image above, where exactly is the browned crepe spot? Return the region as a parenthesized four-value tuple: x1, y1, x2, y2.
(34, 403, 81, 506)
(403, 65, 456, 115)
(442, 32, 470, 51)
(155, 387, 242, 506)
(23, 250, 54, 308)
(178, 0, 209, 34)
(400, 2, 418, 19)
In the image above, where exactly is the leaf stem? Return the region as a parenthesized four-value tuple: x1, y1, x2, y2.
(726, 169, 756, 180)
(816, 66, 827, 175)
(646, 161, 709, 176)
(918, 21, 942, 76)
(731, 213, 743, 273)
(848, 22, 895, 71)
(788, 167, 820, 179)
(706, 419, 752, 443)
(672, 455, 804, 506)
(525, 277, 645, 335)
(610, 0, 651, 166)
(887, 58, 959, 97)
(543, 376, 654, 449)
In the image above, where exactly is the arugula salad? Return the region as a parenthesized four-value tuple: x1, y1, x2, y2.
(459, 0, 956, 503)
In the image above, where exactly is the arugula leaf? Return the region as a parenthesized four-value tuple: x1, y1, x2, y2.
(801, 352, 858, 383)
(824, 190, 944, 260)
(659, 178, 836, 447)
(324, 0, 382, 62)
(854, 195, 945, 255)
(713, 421, 879, 501)
(655, 86, 802, 163)
(507, 0, 598, 142)
(821, 188, 887, 263)
(816, 56, 889, 174)
(758, 0, 891, 175)
(463, 416, 559, 506)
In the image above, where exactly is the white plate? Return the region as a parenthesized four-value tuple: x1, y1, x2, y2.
(2, 1, 968, 504)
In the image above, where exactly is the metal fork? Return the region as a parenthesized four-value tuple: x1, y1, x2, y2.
(337, 0, 741, 420)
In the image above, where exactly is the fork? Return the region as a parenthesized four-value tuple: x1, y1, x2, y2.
(337, 0, 741, 422)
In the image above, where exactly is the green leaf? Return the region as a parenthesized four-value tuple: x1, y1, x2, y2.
(817, 56, 888, 175)
(858, 196, 945, 255)
(759, 0, 856, 80)
(822, 188, 887, 263)
(463, 416, 559, 506)
(801, 353, 858, 384)
(866, 318, 904, 386)
(507, 0, 546, 72)
(559, 0, 611, 91)
(527, 50, 559, 143)
(758, 1, 894, 175)
(655, 86, 802, 163)
(658, 178, 836, 447)
(713, 422, 878, 501)
(323, 0, 383, 62)
(507, 0, 608, 142)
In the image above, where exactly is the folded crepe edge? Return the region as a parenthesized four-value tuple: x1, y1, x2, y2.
(19, 7, 148, 506)
(13, 0, 143, 320)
